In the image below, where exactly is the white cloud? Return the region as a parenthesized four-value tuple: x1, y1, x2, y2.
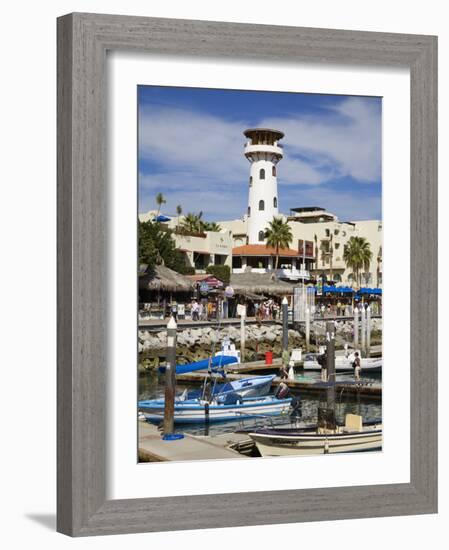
(138, 96, 381, 219)
(282, 185, 381, 221)
(139, 106, 248, 185)
(261, 97, 381, 184)
(139, 179, 247, 221)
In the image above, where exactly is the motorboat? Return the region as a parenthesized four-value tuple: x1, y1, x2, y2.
(302, 351, 382, 372)
(139, 394, 292, 424)
(249, 414, 382, 456)
(214, 338, 241, 364)
(165, 374, 276, 403)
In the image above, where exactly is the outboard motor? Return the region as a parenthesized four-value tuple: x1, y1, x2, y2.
(275, 382, 290, 399)
(290, 394, 302, 418)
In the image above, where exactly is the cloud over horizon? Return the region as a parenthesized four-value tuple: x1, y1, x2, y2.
(138, 89, 381, 221)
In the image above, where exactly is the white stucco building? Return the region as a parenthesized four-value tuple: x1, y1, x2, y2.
(139, 128, 382, 287)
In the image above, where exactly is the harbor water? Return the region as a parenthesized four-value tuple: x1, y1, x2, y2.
(138, 370, 382, 437)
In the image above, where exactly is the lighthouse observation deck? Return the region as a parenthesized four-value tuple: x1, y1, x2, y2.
(244, 128, 284, 160)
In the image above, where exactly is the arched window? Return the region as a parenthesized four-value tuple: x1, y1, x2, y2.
(258, 231, 265, 242)
(247, 206, 251, 217)
(249, 176, 253, 187)
(259, 200, 265, 211)
(272, 165, 276, 176)
(259, 168, 265, 180)
(273, 197, 277, 208)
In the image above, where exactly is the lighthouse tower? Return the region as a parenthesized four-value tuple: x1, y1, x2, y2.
(244, 128, 284, 244)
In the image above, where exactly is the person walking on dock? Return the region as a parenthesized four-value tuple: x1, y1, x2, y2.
(171, 301, 178, 322)
(191, 300, 199, 321)
(352, 351, 361, 381)
(318, 349, 328, 382)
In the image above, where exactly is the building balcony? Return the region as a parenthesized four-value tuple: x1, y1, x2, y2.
(232, 267, 311, 280)
(244, 143, 283, 159)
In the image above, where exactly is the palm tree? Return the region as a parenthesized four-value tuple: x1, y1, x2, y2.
(329, 233, 334, 282)
(343, 236, 373, 288)
(376, 245, 382, 288)
(155, 192, 166, 218)
(181, 211, 203, 233)
(202, 221, 222, 232)
(264, 217, 293, 270)
(176, 204, 182, 231)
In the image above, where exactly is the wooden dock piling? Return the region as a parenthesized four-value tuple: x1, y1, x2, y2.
(361, 306, 366, 356)
(240, 308, 246, 363)
(366, 306, 372, 357)
(326, 321, 336, 415)
(305, 307, 310, 351)
(163, 316, 177, 435)
(354, 307, 359, 348)
(282, 297, 288, 352)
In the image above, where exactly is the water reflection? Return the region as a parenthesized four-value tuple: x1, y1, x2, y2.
(138, 370, 382, 437)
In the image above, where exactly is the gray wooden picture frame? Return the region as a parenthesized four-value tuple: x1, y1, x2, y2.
(57, 12, 438, 537)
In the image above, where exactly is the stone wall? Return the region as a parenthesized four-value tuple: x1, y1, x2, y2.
(138, 319, 382, 371)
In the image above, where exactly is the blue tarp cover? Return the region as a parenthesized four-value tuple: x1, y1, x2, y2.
(153, 215, 171, 222)
(159, 355, 238, 375)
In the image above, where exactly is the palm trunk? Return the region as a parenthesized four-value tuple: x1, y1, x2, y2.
(275, 245, 279, 270)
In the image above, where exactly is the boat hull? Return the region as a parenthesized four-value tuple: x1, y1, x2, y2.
(214, 375, 275, 401)
(250, 426, 382, 456)
(139, 396, 292, 424)
(303, 357, 382, 372)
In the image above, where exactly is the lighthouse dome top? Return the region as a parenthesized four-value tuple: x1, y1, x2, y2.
(244, 128, 284, 141)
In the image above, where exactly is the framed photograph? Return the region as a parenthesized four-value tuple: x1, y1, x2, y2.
(57, 13, 437, 536)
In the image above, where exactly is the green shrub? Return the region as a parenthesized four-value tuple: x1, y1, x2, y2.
(177, 265, 196, 275)
(206, 264, 231, 283)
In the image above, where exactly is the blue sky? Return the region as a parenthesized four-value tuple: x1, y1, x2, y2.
(138, 86, 382, 222)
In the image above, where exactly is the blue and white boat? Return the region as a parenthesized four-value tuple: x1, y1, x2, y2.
(184, 374, 276, 402)
(139, 395, 292, 424)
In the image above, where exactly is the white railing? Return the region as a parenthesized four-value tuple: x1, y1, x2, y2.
(232, 267, 311, 279)
(276, 268, 310, 280)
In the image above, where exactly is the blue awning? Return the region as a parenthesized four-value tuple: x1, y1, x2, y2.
(357, 287, 382, 295)
(321, 286, 354, 294)
(153, 215, 171, 222)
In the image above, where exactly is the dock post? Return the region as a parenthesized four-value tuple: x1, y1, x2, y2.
(163, 316, 177, 435)
(361, 306, 366, 356)
(305, 306, 310, 351)
(366, 306, 371, 357)
(353, 306, 359, 349)
(326, 321, 336, 427)
(282, 296, 289, 352)
(240, 309, 246, 363)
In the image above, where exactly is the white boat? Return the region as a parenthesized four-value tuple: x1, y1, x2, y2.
(302, 351, 382, 372)
(148, 374, 276, 406)
(214, 338, 241, 364)
(139, 395, 292, 424)
(249, 414, 382, 456)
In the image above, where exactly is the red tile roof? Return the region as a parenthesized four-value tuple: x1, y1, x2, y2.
(232, 244, 300, 257)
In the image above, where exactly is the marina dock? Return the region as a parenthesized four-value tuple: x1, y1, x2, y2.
(177, 370, 381, 398)
(138, 420, 250, 462)
(139, 315, 382, 332)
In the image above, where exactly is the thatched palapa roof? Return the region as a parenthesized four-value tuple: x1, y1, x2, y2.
(230, 273, 294, 296)
(139, 265, 194, 292)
